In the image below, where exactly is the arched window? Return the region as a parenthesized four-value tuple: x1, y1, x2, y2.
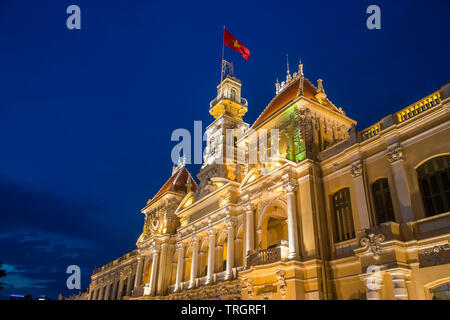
(371, 178, 395, 224)
(332, 188, 355, 242)
(431, 282, 450, 300)
(417, 155, 450, 217)
(230, 88, 236, 100)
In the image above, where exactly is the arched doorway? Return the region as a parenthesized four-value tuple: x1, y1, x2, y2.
(184, 245, 193, 282)
(170, 251, 179, 286)
(258, 202, 288, 250)
(143, 259, 152, 285)
(199, 238, 209, 278)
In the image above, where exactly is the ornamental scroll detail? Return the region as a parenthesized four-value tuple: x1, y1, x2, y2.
(359, 233, 385, 259)
(387, 144, 404, 163)
(419, 244, 450, 268)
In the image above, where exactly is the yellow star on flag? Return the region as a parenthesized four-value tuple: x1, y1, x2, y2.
(233, 40, 241, 48)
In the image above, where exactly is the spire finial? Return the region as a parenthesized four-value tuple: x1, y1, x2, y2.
(286, 54, 290, 75)
(317, 79, 325, 93)
(298, 58, 304, 96)
(315, 79, 327, 104)
(286, 54, 291, 82)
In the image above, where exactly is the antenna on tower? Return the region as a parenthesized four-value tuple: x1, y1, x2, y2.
(222, 60, 234, 78)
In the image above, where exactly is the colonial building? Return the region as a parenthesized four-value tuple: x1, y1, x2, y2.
(88, 61, 450, 300)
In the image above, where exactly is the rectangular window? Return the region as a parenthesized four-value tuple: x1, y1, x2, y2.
(332, 188, 355, 242)
(372, 178, 395, 224)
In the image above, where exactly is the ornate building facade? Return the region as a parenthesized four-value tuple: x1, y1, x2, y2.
(88, 62, 450, 300)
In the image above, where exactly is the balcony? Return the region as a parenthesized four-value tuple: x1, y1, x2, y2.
(209, 94, 248, 110)
(246, 241, 289, 268)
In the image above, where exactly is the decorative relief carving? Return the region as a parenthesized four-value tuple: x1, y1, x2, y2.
(225, 218, 236, 229)
(387, 144, 404, 163)
(350, 161, 363, 178)
(207, 228, 216, 237)
(359, 233, 385, 259)
(275, 269, 287, 298)
(258, 192, 286, 216)
(144, 197, 180, 237)
(168, 282, 241, 300)
(243, 202, 255, 212)
(283, 179, 298, 193)
(176, 241, 184, 251)
(419, 243, 450, 268)
(241, 277, 254, 298)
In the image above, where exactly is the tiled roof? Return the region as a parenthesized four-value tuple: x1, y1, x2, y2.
(149, 167, 197, 204)
(251, 77, 339, 129)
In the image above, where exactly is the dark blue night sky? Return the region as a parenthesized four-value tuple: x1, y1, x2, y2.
(0, 0, 448, 299)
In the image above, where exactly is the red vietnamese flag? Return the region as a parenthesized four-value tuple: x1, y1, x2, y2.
(223, 27, 250, 61)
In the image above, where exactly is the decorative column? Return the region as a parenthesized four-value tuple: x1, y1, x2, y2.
(175, 241, 185, 292)
(126, 272, 133, 296)
(350, 160, 371, 229)
(225, 219, 236, 280)
(189, 236, 199, 289)
(112, 276, 118, 300)
(149, 247, 160, 296)
(244, 202, 255, 255)
(390, 272, 409, 300)
(157, 241, 170, 296)
(98, 281, 104, 300)
(297, 174, 317, 258)
(94, 286, 100, 300)
(117, 274, 124, 299)
(283, 177, 300, 260)
(104, 280, 111, 300)
(134, 256, 143, 288)
(387, 144, 414, 222)
(90, 286, 98, 300)
(206, 229, 216, 284)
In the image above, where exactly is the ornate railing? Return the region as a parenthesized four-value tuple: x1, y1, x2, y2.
(197, 276, 208, 286)
(93, 249, 138, 274)
(396, 90, 441, 123)
(361, 123, 381, 141)
(358, 89, 443, 142)
(248, 247, 280, 266)
(209, 94, 248, 109)
(215, 271, 226, 282)
(246, 241, 289, 267)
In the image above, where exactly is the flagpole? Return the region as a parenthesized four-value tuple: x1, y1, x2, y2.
(220, 25, 225, 97)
